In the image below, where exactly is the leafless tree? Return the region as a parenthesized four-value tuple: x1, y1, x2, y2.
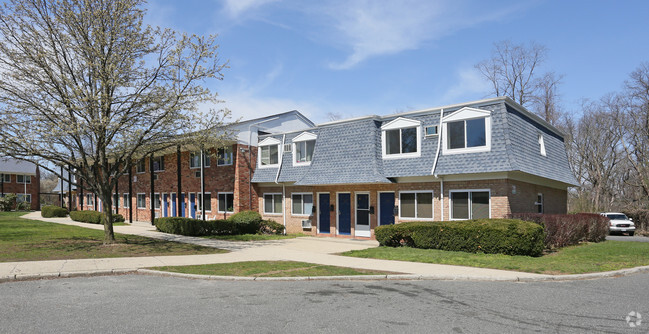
(0, 0, 232, 243)
(326, 112, 342, 121)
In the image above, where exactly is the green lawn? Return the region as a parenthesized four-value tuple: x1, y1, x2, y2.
(202, 233, 305, 241)
(343, 241, 649, 275)
(150, 261, 395, 277)
(0, 212, 226, 262)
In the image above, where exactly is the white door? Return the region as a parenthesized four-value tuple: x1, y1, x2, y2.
(355, 193, 371, 237)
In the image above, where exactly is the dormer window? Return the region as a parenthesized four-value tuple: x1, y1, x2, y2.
(292, 132, 317, 166)
(258, 137, 281, 168)
(442, 107, 491, 155)
(381, 117, 422, 159)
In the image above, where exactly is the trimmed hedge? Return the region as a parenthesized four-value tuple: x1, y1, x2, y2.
(509, 213, 608, 249)
(69, 210, 125, 224)
(41, 205, 69, 218)
(375, 219, 545, 257)
(156, 216, 261, 236)
(226, 210, 262, 234)
(260, 219, 285, 235)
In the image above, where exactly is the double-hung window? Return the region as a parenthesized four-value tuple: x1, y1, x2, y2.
(1, 174, 10, 183)
(218, 193, 234, 213)
(137, 193, 146, 209)
(16, 175, 30, 184)
(217, 146, 233, 166)
(442, 107, 491, 155)
(260, 145, 279, 166)
(291, 193, 313, 216)
(190, 152, 210, 168)
(535, 193, 544, 213)
(153, 193, 161, 210)
(381, 117, 422, 159)
(295, 140, 315, 164)
(152, 156, 164, 172)
(17, 194, 31, 203)
(450, 190, 490, 220)
(198, 193, 212, 212)
(123, 194, 130, 208)
(399, 191, 433, 219)
(136, 160, 146, 173)
(264, 194, 283, 214)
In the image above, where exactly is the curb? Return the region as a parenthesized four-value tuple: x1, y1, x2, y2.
(0, 269, 136, 283)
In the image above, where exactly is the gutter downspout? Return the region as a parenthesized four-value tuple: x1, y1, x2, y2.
(276, 134, 287, 235)
(431, 109, 444, 221)
(248, 117, 280, 210)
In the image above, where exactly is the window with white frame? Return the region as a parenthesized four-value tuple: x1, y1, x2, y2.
(450, 190, 490, 220)
(218, 193, 234, 213)
(123, 193, 130, 208)
(292, 132, 317, 166)
(1, 174, 10, 183)
(136, 159, 146, 173)
(217, 146, 233, 166)
(263, 193, 283, 214)
(399, 191, 433, 219)
(152, 156, 164, 171)
(86, 194, 93, 206)
(291, 193, 313, 216)
(17, 194, 31, 203)
(137, 193, 146, 209)
(16, 175, 30, 184)
(154, 193, 161, 210)
(442, 107, 491, 155)
(535, 193, 544, 213)
(381, 117, 421, 159)
(190, 152, 211, 168)
(538, 134, 546, 156)
(198, 193, 212, 212)
(260, 145, 279, 166)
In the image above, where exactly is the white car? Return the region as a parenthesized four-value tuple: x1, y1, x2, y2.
(601, 212, 635, 236)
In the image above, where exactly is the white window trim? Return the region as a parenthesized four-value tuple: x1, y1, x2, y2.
(292, 132, 317, 167)
(136, 193, 147, 209)
(17, 194, 31, 203)
(538, 134, 547, 157)
(217, 146, 234, 166)
(291, 192, 314, 216)
(398, 190, 434, 220)
(448, 189, 491, 221)
(152, 156, 165, 172)
(153, 193, 162, 210)
(217, 192, 234, 213)
(441, 107, 492, 155)
(1, 174, 10, 183)
(189, 152, 211, 169)
(17, 174, 31, 184)
(535, 193, 544, 213)
(381, 117, 422, 159)
(263, 193, 283, 215)
(258, 137, 282, 169)
(122, 193, 130, 208)
(136, 160, 146, 174)
(197, 192, 212, 212)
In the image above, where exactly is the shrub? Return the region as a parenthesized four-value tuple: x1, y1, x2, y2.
(155, 217, 256, 236)
(0, 194, 17, 211)
(509, 213, 609, 249)
(375, 219, 545, 257)
(41, 205, 69, 218)
(113, 214, 125, 223)
(227, 210, 262, 234)
(259, 219, 285, 235)
(69, 210, 124, 224)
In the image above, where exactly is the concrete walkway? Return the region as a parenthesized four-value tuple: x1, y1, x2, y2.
(2, 212, 644, 282)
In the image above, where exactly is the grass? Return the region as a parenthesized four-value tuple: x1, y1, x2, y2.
(0, 212, 226, 262)
(150, 261, 395, 277)
(202, 233, 305, 241)
(342, 241, 649, 275)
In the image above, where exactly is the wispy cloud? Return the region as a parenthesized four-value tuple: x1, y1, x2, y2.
(439, 66, 491, 104)
(222, 0, 280, 18)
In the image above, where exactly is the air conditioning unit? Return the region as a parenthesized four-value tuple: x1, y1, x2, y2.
(283, 144, 292, 152)
(301, 219, 312, 229)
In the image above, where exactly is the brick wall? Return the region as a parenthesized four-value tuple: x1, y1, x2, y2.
(0, 169, 40, 210)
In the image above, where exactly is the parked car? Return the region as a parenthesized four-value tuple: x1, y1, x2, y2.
(600, 212, 635, 236)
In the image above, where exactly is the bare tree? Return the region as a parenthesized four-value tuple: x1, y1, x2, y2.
(532, 72, 564, 125)
(0, 0, 232, 243)
(326, 112, 342, 121)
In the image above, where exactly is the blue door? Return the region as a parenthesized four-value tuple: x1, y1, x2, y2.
(318, 193, 330, 234)
(379, 192, 395, 225)
(189, 193, 196, 218)
(338, 193, 351, 235)
(171, 193, 176, 217)
(163, 194, 169, 217)
(180, 194, 186, 217)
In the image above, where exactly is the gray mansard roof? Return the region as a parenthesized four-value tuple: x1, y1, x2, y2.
(251, 97, 578, 187)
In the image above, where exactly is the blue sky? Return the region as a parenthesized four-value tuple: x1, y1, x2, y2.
(147, 0, 649, 123)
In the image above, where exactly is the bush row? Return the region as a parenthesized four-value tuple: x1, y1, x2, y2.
(508, 213, 608, 249)
(375, 219, 545, 257)
(69, 210, 125, 224)
(155, 210, 284, 236)
(41, 205, 69, 218)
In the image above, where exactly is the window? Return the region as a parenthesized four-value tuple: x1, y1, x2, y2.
(123, 194, 130, 208)
(264, 193, 283, 214)
(535, 193, 544, 214)
(198, 193, 212, 212)
(399, 191, 433, 219)
(137, 193, 146, 209)
(17, 194, 31, 203)
(153, 193, 161, 210)
(0, 174, 10, 183)
(136, 159, 146, 173)
(260, 145, 279, 166)
(86, 194, 93, 206)
(538, 134, 546, 156)
(190, 152, 210, 168)
(450, 190, 490, 220)
(217, 146, 233, 166)
(113, 193, 119, 208)
(294, 140, 315, 164)
(381, 117, 421, 158)
(16, 175, 31, 184)
(291, 193, 313, 216)
(218, 193, 234, 213)
(425, 126, 438, 137)
(447, 118, 486, 150)
(153, 156, 164, 171)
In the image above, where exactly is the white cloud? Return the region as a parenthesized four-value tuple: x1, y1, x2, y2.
(222, 0, 279, 18)
(439, 67, 491, 104)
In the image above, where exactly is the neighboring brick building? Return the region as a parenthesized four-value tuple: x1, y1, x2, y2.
(0, 158, 40, 210)
(252, 97, 578, 238)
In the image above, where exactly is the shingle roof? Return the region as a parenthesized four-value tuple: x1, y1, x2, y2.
(0, 158, 37, 175)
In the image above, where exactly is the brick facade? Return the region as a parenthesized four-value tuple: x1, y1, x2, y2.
(1, 169, 40, 210)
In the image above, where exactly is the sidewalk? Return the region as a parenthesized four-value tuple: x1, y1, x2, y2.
(2, 212, 633, 282)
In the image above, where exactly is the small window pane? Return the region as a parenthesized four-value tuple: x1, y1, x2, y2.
(203, 193, 212, 212)
(451, 192, 469, 219)
(401, 127, 417, 153)
(273, 194, 282, 213)
(416, 192, 433, 219)
(269, 145, 279, 165)
(218, 146, 233, 165)
(466, 118, 486, 147)
(264, 194, 273, 213)
(292, 195, 303, 214)
(303, 194, 313, 215)
(386, 129, 400, 155)
(471, 192, 489, 219)
(401, 193, 416, 218)
(296, 141, 314, 163)
(154, 194, 161, 209)
(448, 121, 465, 149)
